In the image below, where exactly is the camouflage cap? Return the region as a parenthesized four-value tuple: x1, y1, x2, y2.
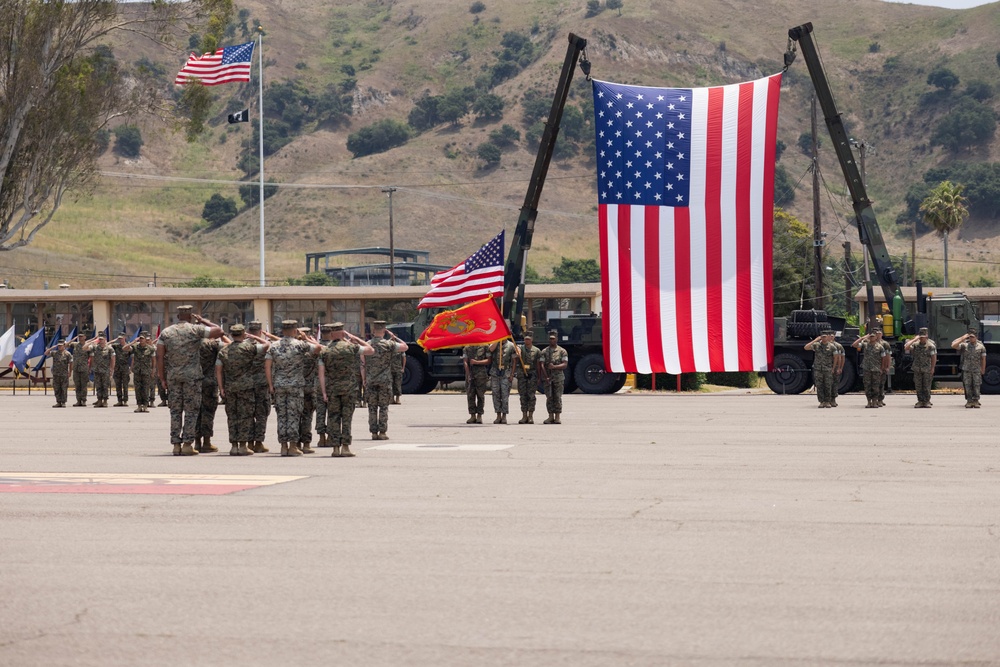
(176, 305, 193, 313)
(918, 327, 929, 335)
(57, 340, 66, 346)
(229, 324, 245, 335)
(968, 327, 978, 335)
(372, 320, 387, 328)
(821, 329, 834, 335)
(138, 333, 149, 340)
(247, 321, 262, 332)
(548, 329, 558, 338)
(325, 321, 345, 332)
(296, 327, 311, 334)
(280, 319, 298, 329)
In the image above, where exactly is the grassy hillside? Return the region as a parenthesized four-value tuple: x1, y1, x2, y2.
(3, 0, 1000, 290)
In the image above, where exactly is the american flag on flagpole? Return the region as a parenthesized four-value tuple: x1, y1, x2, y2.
(593, 73, 782, 374)
(175, 41, 255, 86)
(418, 231, 505, 309)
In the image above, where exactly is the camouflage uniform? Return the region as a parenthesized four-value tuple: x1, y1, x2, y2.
(489, 340, 516, 420)
(266, 335, 314, 446)
(89, 344, 115, 406)
(811, 341, 837, 406)
(299, 342, 318, 447)
(958, 339, 986, 405)
(196, 338, 224, 441)
(158, 321, 210, 445)
(463, 345, 490, 420)
(249, 329, 271, 444)
(909, 338, 937, 407)
(831, 341, 846, 405)
(391, 348, 405, 401)
(50, 348, 73, 406)
(366, 337, 401, 436)
(110, 339, 132, 405)
(217, 339, 261, 444)
(319, 339, 363, 446)
(516, 343, 542, 418)
(859, 339, 887, 407)
(68, 340, 91, 405)
(132, 344, 155, 409)
(314, 337, 332, 443)
(878, 339, 892, 403)
(540, 343, 569, 418)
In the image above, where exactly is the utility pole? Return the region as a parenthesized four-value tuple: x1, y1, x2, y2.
(843, 241, 853, 315)
(811, 94, 824, 309)
(381, 187, 397, 286)
(911, 221, 917, 285)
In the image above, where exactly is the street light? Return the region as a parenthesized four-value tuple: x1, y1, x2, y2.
(381, 187, 397, 286)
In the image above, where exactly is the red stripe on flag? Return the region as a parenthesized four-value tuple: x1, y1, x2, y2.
(674, 207, 695, 371)
(762, 75, 782, 359)
(599, 205, 612, 369)
(644, 206, 665, 373)
(736, 81, 755, 369)
(705, 86, 725, 372)
(617, 206, 637, 372)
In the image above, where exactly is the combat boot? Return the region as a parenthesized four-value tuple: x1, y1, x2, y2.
(865, 400, 874, 408)
(467, 415, 477, 424)
(914, 401, 922, 408)
(543, 413, 555, 424)
(113, 401, 123, 407)
(180, 442, 198, 456)
(475, 413, 483, 424)
(280, 442, 289, 456)
(877, 400, 885, 407)
(201, 437, 218, 453)
(134, 406, 143, 413)
(500, 414, 507, 424)
(172, 444, 182, 456)
(527, 411, 534, 424)
(372, 433, 380, 440)
(831, 401, 838, 407)
(253, 441, 269, 454)
(230, 443, 239, 456)
(974, 400, 982, 408)
(340, 444, 355, 458)
(553, 413, 561, 424)
(286, 443, 303, 457)
(493, 412, 502, 424)
(331, 444, 342, 457)
(818, 402, 827, 408)
(518, 411, 528, 424)
(966, 401, 974, 408)
(243, 442, 254, 455)
(194, 436, 202, 450)
(317, 433, 328, 447)
(378, 432, 388, 440)
(301, 441, 315, 454)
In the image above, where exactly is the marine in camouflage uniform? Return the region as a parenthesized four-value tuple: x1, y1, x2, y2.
(540, 331, 569, 424)
(905, 327, 937, 408)
(68, 335, 91, 406)
(110, 334, 133, 406)
(247, 321, 271, 451)
(854, 328, 888, 408)
(314, 326, 335, 447)
(88, 338, 115, 408)
(463, 344, 490, 424)
(319, 322, 374, 457)
(877, 336, 893, 406)
(296, 327, 319, 453)
(952, 328, 986, 408)
(391, 346, 405, 404)
(131, 335, 156, 412)
(805, 329, 837, 408)
(265, 320, 319, 456)
(48, 341, 73, 407)
(830, 340, 846, 407)
(157, 306, 222, 456)
(195, 337, 226, 453)
(366, 321, 407, 440)
(515, 334, 542, 424)
(217, 324, 268, 456)
(488, 339, 516, 423)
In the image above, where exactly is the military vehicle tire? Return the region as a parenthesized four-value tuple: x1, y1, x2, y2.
(765, 353, 811, 395)
(787, 321, 826, 339)
(837, 359, 857, 394)
(981, 354, 1000, 394)
(400, 354, 434, 394)
(573, 353, 625, 394)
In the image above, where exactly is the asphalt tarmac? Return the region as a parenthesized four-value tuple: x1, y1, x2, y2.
(1, 389, 998, 666)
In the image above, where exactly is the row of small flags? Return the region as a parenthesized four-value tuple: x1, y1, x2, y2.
(0, 325, 150, 376)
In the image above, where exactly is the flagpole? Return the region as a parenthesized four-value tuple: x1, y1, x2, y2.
(257, 28, 266, 287)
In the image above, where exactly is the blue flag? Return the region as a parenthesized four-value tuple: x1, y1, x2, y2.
(12, 329, 46, 373)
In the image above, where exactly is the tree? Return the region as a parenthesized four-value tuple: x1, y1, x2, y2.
(930, 96, 997, 152)
(585, 0, 603, 17)
(476, 142, 502, 166)
(488, 124, 520, 148)
(606, 0, 623, 15)
(287, 272, 338, 286)
(469, 1, 486, 13)
(346, 119, 411, 158)
(201, 194, 239, 228)
(0, 0, 234, 251)
(407, 93, 441, 131)
(920, 181, 969, 287)
(473, 93, 505, 121)
(239, 182, 279, 208)
(437, 89, 472, 126)
(773, 165, 796, 207)
(927, 66, 960, 92)
(772, 208, 812, 317)
(551, 258, 601, 283)
(113, 125, 143, 158)
(965, 80, 994, 102)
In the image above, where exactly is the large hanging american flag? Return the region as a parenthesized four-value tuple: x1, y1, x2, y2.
(418, 231, 505, 309)
(592, 73, 782, 375)
(175, 41, 255, 86)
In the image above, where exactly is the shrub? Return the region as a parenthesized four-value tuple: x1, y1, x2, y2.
(346, 119, 412, 157)
(201, 194, 239, 228)
(470, 1, 486, 13)
(488, 124, 521, 148)
(113, 125, 143, 158)
(476, 142, 502, 166)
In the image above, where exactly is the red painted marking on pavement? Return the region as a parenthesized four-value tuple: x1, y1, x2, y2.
(0, 484, 260, 495)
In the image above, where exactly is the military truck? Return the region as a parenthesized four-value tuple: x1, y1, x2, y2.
(392, 34, 626, 396)
(764, 24, 1000, 395)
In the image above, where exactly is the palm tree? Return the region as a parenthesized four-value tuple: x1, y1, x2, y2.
(919, 180, 969, 287)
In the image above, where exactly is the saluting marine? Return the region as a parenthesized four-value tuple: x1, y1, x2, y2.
(905, 327, 937, 408)
(853, 326, 889, 408)
(47, 340, 73, 408)
(952, 328, 986, 408)
(804, 329, 838, 408)
(265, 319, 321, 457)
(318, 322, 374, 457)
(365, 320, 408, 440)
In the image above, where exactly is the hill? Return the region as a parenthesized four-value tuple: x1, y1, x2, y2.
(2, 0, 1000, 291)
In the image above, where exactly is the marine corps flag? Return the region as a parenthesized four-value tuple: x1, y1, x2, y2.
(228, 109, 249, 124)
(417, 295, 512, 351)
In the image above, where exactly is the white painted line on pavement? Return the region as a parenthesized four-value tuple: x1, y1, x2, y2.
(366, 444, 515, 451)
